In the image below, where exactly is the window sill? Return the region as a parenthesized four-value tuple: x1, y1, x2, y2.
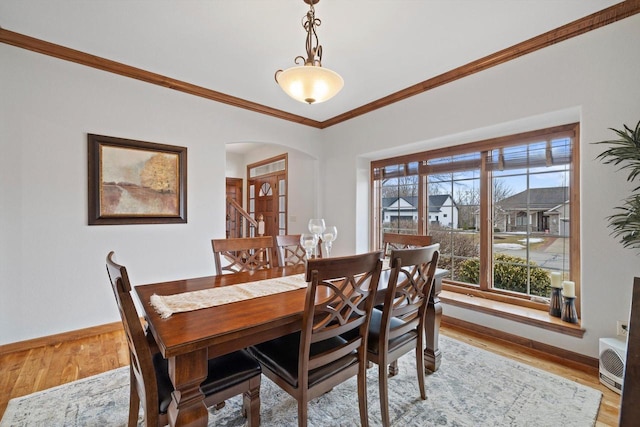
(439, 289, 585, 338)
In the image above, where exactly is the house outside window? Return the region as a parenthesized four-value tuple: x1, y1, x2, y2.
(371, 124, 580, 311)
(380, 194, 459, 233)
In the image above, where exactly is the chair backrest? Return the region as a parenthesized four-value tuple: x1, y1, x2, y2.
(384, 244, 440, 343)
(211, 236, 274, 275)
(105, 252, 160, 419)
(382, 233, 433, 257)
(275, 234, 307, 267)
(300, 251, 383, 386)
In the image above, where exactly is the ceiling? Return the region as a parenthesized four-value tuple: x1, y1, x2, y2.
(0, 0, 623, 125)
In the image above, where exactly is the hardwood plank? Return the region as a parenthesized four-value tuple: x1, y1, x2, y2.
(0, 328, 129, 418)
(0, 351, 30, 411)
(14, 347, 49, 394)
(0, 321, 123, 356)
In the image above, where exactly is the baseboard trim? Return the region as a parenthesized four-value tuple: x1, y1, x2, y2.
(442, 315, 599, 369)
(0, 321, 123, 356)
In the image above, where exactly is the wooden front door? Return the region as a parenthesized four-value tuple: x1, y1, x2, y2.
(251, 175, 278, 238)
(226, 177, 243, 238)
(247, 154, 288, 239)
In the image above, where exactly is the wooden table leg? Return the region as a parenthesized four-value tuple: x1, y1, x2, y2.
(167, 348, 209, 427)
(424, 274, 444, 373)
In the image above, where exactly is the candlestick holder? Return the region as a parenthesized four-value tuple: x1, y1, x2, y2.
(561, 296, 578, 324)
(549, 287, 562, 317)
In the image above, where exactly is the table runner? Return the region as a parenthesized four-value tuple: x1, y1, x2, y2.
(149, 273, 307, 318)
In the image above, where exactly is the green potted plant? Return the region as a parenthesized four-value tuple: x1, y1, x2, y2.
(594, 120, 640, 250)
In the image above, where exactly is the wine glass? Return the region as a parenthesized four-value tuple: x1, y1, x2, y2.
(308, 219, 325, 257)
(300, 233, 319, 261)
(308, 218, 326, 236)
(321, 225, 337, 257)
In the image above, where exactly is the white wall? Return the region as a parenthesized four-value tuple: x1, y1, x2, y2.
(2, 15, 639, 358)
(0, 45, 322, 345)
(320, 15, 640, 357)
(225, 151, 245, 178)
(225, 143, 320, 234)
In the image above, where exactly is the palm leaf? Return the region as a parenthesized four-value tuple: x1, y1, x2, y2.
(594, 120, 640, 252)
(594, 120, 640, 182)
(608, 195, 640, 250)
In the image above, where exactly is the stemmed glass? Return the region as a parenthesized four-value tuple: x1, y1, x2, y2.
(300, 233, 319, 261)
(308, 219, 325, 257)
(321, 226, 338, 257)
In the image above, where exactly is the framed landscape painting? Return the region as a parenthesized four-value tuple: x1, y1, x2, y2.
(88, 134, 187, 225)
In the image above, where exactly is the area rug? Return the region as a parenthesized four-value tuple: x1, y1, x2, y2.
(1, 336, 602, 426)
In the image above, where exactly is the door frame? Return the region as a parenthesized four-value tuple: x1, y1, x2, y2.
(247, 153, 288, 238)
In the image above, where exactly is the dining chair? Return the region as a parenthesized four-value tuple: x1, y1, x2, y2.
(274, 234, 325, 266)
(382, 232, 432, 257)
(368, 244, 440, 427)
(274, 234, 306, 267)
(249, 251, 383, 427)
(212, 236, 274, 275)
(106, 251, 262, 427)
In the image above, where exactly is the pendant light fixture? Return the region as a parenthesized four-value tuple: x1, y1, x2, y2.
(275, 0, 344, 104)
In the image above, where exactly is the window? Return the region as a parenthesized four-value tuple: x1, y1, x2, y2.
(373, 162, 420, 239)
(371, 124, 580, 311)
(249, 158, 285, 177)
(424, 152, 481, 283)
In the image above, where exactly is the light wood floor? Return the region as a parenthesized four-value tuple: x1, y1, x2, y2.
(0, 324, 620, 425)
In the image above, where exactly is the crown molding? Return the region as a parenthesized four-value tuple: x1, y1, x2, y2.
(0, 27, 323, 128)
(319, 0, 640, 128)
(2, 0, 638, 130)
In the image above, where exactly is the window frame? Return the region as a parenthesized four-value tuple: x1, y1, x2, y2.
(371, 123, 581, 315)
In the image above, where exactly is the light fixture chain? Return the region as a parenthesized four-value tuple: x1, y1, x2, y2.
(303, 3, 323, 66)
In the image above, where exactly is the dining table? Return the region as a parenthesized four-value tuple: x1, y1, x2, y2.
(135, 263, 447, 426)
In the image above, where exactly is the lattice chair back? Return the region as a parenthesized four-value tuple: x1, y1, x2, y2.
(212, 236, 274, 274)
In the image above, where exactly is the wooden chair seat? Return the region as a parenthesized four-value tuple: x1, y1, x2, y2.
(367, 244, 439, 427)
(250, 332, 357, 388)
(152, 350, 261, 414)
(106, 251, 262, 426)
(365, 309, 418, 354)
(249, 251, 383, 427)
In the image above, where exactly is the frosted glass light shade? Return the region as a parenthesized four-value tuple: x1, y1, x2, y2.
(276, 65, 344, 104)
